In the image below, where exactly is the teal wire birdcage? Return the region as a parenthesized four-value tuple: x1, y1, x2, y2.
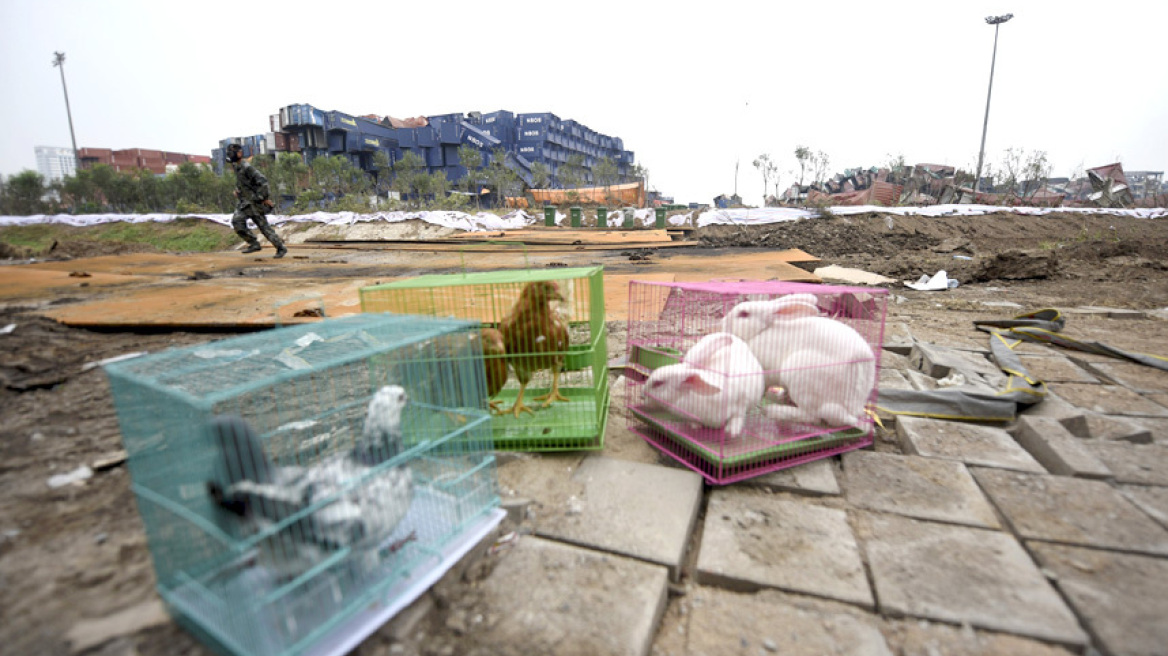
(359, 266, 609, 451)
(104, 314, 501, 656)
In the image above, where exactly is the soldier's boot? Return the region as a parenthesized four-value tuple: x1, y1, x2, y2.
(274, 245, 288, 259)
(236, 229, 262, 253)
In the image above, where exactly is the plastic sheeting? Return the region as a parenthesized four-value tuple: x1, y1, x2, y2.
(694, 204, 1167, 227)
(2, 205, 1164, 232)
(0, 209, 538, 232)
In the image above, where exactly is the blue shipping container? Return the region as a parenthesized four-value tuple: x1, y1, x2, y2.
(424, 147, 444, 167)
(356, 117, 394, 139)
(394, 128, 417, 148)
(327, 131, 346, 152)
(325, 111, 361, 132)
(439, 122, 461, 144)
(416, 127, 438, 148)
(460, 124, 500, 151)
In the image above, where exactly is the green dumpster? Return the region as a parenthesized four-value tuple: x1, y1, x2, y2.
(544, 206, 555, 227)
(622, 207, 635, 229)
(570, 206, 582, 228)
(655, 207, 666, 229)
(597, 206, 608, 228)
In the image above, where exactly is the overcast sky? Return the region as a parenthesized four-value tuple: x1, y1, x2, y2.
(2, 0, 1165, 207)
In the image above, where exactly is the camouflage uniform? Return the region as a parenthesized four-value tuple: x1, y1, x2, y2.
(231, 160, 285, 252)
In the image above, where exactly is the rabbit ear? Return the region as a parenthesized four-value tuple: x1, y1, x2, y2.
(685, 332, 733, 367)
(681, 371, 723, 396)
(770, 299, 820, 321)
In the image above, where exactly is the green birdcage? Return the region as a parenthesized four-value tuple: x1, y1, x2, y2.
(360, 266, 609, 451)
(103, 314, 502, 656)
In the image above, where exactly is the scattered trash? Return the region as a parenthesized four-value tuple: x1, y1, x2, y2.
(953, 255, 973, 260)
(294, 332, 324, 348)
(488, 531, 518, 556)
(293, 308, 324, 318)
(936, 372, 967, 387)
(92, 451, 128, 471)
(905, 270, 959, 291)
(813, 264, 893, 286)
(188, 271, 213, 280)
(81, 351, 147, 372)
(0, 323, 15, 335)
(48, 465, 94, 488)
(69, 271, 92, 278)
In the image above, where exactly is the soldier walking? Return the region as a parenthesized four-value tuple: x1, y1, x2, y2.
(226, 144, 287, 258)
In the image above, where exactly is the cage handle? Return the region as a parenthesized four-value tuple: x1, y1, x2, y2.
(459, 241, 530, 275)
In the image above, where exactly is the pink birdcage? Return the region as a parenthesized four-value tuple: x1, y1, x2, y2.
(625, 280, 887, 485)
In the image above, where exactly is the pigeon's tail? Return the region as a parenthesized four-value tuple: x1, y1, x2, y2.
(209, 415, 273, 485)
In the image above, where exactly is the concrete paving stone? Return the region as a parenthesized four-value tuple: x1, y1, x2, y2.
(1083, 361, 1168, 394)
(696, 489, 873, 608)
(469, 536, 668, 656)
(681, 588, 892, 656)
(1051, 383, 1168, 418)
(971, 467, 1168, 556)
(534, 456, 703, 580)
(738, 457, 840, 496)
(897, 415, 1045, 473)
(1028, 541, 1168, 656)
(856, 512, 1087, 647)
(1018, 354, 1099, 383)
(883, 322, 916, 355)
(1018, 392, 1090, 438)
(904, 369, 942, 391)
(1012, 416, 1112, 479)
(1119, 484, 1168, 530)
(842, 451, 1001, 529)
(1081, 441, 1168, 486)
(1137, 416, 1168, 446)
(1081, 412, 1154, 443)
(910, 343, 1003, 381)
(887, 618, 1079, 656)
(878, 367, 914, 391)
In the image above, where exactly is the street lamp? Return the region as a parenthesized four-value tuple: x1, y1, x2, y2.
(973, 13, 1013, 198)
(52, 51, 80, 174)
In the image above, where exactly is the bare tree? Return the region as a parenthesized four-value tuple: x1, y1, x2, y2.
(810, 150, 831, 187)
(794, 145, 811, 187)
(1022, 150, 1052, 200)
(752, 154, 778, 205)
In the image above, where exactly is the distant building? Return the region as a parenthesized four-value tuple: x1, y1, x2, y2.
(77, 147, 211, 174)
(35, 146, 77, 183)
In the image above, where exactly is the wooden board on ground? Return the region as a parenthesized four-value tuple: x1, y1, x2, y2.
(442, 229, 675, 245)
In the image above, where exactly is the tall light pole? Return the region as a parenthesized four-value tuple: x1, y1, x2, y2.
(52, 51, 80, 174)
(974, 13, 1013, 197)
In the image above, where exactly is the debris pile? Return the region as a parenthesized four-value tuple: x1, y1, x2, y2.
(778, 161, 1164, 209)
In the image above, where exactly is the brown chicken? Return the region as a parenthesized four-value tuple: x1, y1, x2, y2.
(499, 280, 570, 417)
(480, 327, 509, 414)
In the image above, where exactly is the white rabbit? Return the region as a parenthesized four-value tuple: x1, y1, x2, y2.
(722, 294, 876, 428)
(641, 332, 764, 437)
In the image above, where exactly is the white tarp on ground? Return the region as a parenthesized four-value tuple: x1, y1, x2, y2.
(1, 205, 1164, 231)
(693, 205, 1167, 227)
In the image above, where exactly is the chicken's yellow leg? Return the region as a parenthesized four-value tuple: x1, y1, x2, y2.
(506, 381, 536, 418)
(533, 369, 570, 406)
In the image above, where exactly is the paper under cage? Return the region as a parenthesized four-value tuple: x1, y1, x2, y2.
(103, 314, 500, 656)
(625, 280, 887, 484)
(359, 266, 609, 451)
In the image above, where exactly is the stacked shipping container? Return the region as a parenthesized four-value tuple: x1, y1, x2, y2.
(218, 104, 632, 190)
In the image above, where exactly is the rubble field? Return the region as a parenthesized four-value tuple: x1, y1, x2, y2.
(1, 209, 1166, 656)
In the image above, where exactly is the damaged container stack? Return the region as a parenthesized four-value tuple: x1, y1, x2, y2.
(216, 104, 635, 190)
